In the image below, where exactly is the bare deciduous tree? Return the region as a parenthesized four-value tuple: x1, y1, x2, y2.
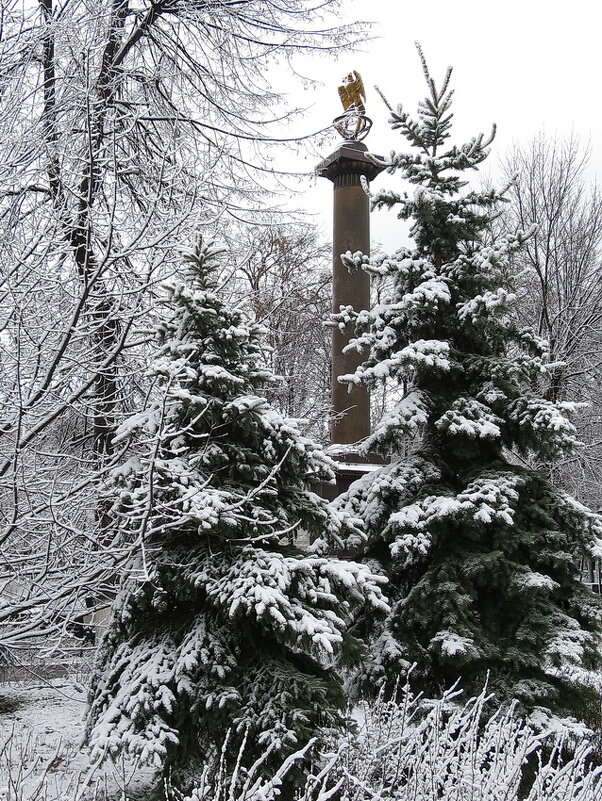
(0, 0, 361, 656)
(223, 223, 331, 441)
(502, 134, 602, 504)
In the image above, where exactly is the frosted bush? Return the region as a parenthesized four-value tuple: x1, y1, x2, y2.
(0, 724, 151, 801)
(4, 682, 602, 800)
(178, 682, 602, 801)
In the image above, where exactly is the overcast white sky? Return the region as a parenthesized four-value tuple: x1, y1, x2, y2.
(287, 0, 601, 252)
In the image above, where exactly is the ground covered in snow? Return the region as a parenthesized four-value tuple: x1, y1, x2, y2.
(0, 672, 156, 801)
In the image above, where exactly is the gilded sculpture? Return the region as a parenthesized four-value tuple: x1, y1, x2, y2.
(338, 71, 366, 116)
(334, 70, 372, 141)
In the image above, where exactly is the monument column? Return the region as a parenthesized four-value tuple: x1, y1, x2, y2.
(316, 73, 386, 448)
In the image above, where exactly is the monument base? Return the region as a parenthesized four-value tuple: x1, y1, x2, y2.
(314, 446, 388, 501)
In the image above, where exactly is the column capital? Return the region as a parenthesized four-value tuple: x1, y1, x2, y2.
(316, 141, 386, 187)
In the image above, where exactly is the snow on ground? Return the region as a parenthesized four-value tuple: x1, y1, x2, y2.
(3, 662, 602, 801)
(0, 673, 156, 801)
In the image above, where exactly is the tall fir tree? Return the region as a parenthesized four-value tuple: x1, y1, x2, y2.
(323, 49, 602, 725)
(85, 238, 386, 788)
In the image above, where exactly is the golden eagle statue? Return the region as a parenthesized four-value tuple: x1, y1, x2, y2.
(338, 71, 366, 115)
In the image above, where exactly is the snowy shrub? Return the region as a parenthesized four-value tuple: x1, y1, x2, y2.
(331, 682, 600, 801)
(3, 681, 602, 801)
(175, 683, 602, 801)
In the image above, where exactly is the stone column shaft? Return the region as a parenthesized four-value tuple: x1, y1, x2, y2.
(316, 141, 385, 446)
(331, 181, 371, 444)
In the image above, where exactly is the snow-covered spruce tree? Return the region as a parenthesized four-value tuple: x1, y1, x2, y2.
(324, 51, 602, 724)
(85, 238, 386, 789)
